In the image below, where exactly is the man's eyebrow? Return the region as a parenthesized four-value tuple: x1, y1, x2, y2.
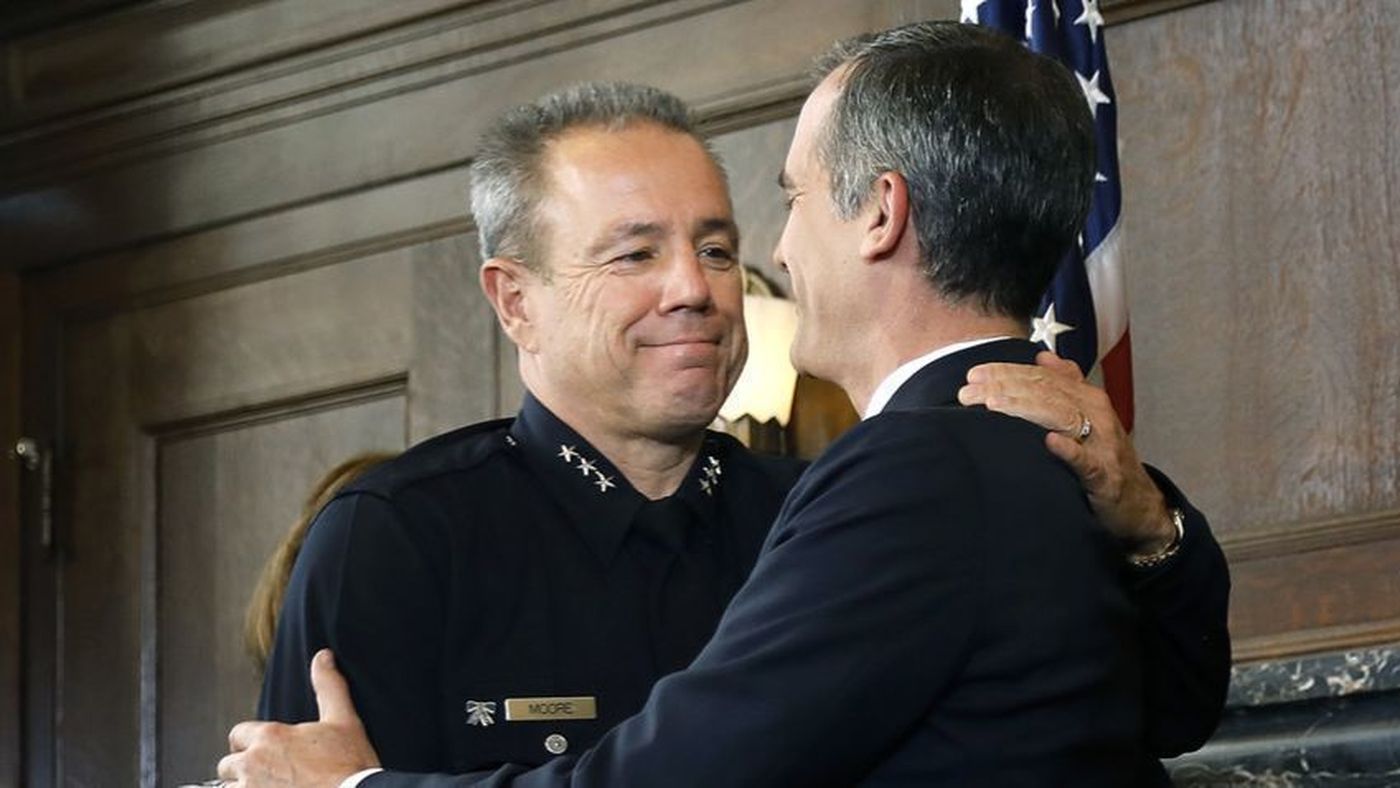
(586, 221, 665, 257)
(695, 217, 739, 242)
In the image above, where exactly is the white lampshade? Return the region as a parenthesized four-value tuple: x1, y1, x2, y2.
(719, 294, 799, 427)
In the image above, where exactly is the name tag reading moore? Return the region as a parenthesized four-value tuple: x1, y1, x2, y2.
(504, 696, 598, 722)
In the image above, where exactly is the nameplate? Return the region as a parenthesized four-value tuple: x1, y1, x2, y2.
(504, 696, 597, 721)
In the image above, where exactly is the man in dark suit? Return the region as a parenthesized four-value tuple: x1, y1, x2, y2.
(222, 22, 1228, 787)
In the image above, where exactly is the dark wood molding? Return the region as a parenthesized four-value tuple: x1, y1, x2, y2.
(1221, 509, 1400, 564)
(0, 0, 735, 189)
(1104, 0, 1215, 26)
(1234, 616, 1400, 664)
(147, 373, 409, 440)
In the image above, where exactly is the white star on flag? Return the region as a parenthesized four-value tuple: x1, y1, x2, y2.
(969, 0, 1137, 431)
(1074, 0, 1104, 43)
(1030, 303, 1075, 353)
(1076, 70, 1111, 118)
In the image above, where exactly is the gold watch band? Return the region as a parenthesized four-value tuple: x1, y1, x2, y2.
(1127, 507, 1185, 569)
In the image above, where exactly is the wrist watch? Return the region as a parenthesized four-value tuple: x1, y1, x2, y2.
(1127, 507, 1185, 569)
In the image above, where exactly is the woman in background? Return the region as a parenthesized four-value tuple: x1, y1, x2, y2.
(244, 452, 397, 675)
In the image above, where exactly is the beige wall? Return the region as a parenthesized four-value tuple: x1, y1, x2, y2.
(1, 0, 1397, 784)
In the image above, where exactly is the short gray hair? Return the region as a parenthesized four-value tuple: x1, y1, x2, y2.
(469, 81, 720, 269)
(812, 22, 1095, 320)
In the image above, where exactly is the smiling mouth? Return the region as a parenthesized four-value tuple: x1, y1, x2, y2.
(644, 338, 721, 348)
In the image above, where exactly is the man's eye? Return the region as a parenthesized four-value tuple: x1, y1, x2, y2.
(611, 249, 654, 264)
(699, 246, 737, 267)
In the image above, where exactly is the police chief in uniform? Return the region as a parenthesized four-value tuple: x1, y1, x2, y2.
(240, 46, 1229, 787)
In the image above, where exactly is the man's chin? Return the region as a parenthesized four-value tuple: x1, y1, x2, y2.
(640, 390, 724, 437)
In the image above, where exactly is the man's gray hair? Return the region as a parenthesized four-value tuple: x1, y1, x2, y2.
(469, 81, 720, 268)
(811, 23, 1095, 321)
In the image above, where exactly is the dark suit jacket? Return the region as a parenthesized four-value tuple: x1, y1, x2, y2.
(368, 339, 1219, 787)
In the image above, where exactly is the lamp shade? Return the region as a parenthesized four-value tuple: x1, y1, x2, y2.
(719, 294, 799, 427)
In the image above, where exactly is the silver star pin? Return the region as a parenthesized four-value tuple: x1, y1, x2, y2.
(558, 445, 578, 462)
(578, 457, 597, 477)
(505, 435, 518, 447)
(466, 700, 497, 727)
(594, 472, 615, 493)
(700, 477, 714, 496)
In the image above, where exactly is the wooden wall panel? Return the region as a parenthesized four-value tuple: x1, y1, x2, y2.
(407, 233, 505, 443)
(1110, 0, 1400, 657)
(126, 251, 412, 426)
(157, 392, 406, 786)
(60, 311, 145, 787)
(4, 0, 472, 125)
(0, 0, 951, 269)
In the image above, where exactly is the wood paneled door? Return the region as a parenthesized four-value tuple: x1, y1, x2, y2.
(19, 236, 512, 785)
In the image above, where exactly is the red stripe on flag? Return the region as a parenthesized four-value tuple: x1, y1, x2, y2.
(1100, 332, 1134, 434)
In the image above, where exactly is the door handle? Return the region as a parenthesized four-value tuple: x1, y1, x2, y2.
(11, 436, 55, 554)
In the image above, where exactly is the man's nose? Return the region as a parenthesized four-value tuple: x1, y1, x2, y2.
(771, 240, 789, 273)
(658, 252, 714, 313)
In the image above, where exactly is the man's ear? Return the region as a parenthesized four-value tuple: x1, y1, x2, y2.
(480, 257, 540, 353)
(859, 171, 912, 263)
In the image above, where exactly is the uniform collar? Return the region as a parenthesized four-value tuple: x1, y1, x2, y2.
(882, 338, 1042, 413)
(508, 393, 729, 565)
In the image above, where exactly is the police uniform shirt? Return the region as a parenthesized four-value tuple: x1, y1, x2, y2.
(258, 393, 805, 773)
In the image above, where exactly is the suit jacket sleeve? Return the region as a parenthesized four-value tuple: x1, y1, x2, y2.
(1133, 465, 1232, 756)
(259, 493, 448, 770)
(366, 417, 987, 788)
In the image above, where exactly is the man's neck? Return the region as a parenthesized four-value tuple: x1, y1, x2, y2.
(529, 388, 704, 500)
(843, 310, 1028, 416)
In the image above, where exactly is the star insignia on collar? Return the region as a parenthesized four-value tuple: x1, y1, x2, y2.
(699, 455, 722, 496)
(505, 435, 517, 447)
(558, 444, 578, 462)
(577, 457, 597, 477)
(593, 472, 615, 493)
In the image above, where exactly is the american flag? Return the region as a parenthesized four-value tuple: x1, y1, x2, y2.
(963, 0, 1135, 431)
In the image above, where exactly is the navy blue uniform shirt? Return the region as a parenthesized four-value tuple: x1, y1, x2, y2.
(259, 394, 805, 772)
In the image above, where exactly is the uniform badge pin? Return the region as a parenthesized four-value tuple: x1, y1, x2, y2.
(465, 700, 497, 727)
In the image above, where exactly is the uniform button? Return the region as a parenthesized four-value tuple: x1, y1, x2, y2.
(544, 733, 568, 755)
